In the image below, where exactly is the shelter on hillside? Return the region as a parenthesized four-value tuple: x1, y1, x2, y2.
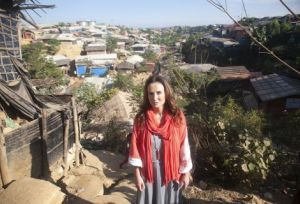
(85, 42, 106, 55)
(216, 66, 261, 81)
(46, 55, 70, 74)
(116, 61, 135, 72)
(250, 74, 300, 113)
(179, 64, 217, 73)
(0, 1, 78, 191)
(126, 55, 144, 65)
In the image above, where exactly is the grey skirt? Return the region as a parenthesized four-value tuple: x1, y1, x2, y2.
(136, 135, 183, 204)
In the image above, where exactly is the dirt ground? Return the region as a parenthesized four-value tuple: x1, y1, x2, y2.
(57, 43, 82, 59)
(49, 146, 278, 204)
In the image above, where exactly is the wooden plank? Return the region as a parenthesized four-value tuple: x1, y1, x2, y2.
(63, 113, 69, 176)
(0, 120, 11, 186)
(72, 97, 80, 167)
(41, 109, 50, 178)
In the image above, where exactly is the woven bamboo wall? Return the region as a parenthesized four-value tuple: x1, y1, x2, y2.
(4, 111, 75, 180)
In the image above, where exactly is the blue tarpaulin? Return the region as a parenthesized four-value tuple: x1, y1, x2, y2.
(90, 67, 108, 77)
(76, 65, 87, 76)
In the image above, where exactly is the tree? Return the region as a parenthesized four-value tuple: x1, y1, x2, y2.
(57, 22, 66, 27)
(280, 22, 291, 33)
(106, 37, 117, 53)
(142, 50, 157, 62)
(22, 42, 63, 80)
(206, 0, 300, 76)
(113, 73, 134, 92)
(270, 20, 281, 36)
(46, 39, 61, 55)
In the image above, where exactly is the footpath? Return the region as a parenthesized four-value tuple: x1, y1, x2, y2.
(0, 148, 275, 204)
(0, 149, 135, 204)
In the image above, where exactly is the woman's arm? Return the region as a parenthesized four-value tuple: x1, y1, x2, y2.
(179, 129, 193, 189)
(134, 167, 145, 191)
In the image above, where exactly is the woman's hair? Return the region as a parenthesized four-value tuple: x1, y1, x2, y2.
(135, 75, 182, 124)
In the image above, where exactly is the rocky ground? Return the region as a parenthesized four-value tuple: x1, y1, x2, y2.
(55, 148, 276, 204)
(0, 146, 287, 204)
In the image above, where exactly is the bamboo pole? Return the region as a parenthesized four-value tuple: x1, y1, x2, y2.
(0, 120, 11, 186)
(72, 98, 80, 167)
(41, 109, 49, 178)
(63, 112, 70, 176)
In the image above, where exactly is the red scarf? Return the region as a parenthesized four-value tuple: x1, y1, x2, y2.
(130, 109, 187, 185)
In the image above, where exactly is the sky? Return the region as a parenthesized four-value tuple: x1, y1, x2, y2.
(31, 0, 300, 28)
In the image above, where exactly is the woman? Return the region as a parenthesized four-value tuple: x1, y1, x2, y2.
(129, 75, 193, 204)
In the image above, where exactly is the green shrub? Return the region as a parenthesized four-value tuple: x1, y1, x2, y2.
(191, 98, 276, 185)
(74, 83, 117, 109)
(102, 118, 129, 153)
(113, 73, 133, 92)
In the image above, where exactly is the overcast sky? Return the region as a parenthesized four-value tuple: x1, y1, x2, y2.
(32, 0, 300, 27)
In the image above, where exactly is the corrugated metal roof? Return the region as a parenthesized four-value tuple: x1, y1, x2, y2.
(250, 74, 300, 102)
(217, 66, 250, 80)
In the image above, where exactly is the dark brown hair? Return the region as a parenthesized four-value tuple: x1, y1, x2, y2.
(135, 75, 182, 124)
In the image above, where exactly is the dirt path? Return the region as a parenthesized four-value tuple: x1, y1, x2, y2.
(63, 148, 274, 204)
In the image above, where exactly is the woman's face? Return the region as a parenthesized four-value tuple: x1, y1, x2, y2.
(147, 82, 166, 111)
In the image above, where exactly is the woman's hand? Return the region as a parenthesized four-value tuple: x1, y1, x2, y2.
(180, 172, 191, 189)
(134, 168, 145, 191)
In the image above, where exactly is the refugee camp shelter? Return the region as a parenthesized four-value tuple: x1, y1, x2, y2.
(250, 73, 300, 113)
(0, 2, 78, 191)
(116, 61, 135, 72)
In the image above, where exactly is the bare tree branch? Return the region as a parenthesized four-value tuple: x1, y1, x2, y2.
(207, 0, 300, 76)
(279, 0, 300, 21)
(241, 0, 248, 18)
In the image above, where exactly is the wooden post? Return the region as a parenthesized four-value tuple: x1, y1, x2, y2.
(63, 112, 70, 176)
(72, 97, 80, 167)
(41, 109, 50, 178)
(0, 120, 11, 186)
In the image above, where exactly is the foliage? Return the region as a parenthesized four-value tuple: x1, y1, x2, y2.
(182, 37, 232, 65)
(150, 30, 181, 47)
(46, 39, 61, 55)
(129, 83, 144, 116)
(135, 63, 149, 73)
(268, 20, 281, 36)
(170, 67, 276, 186)
(142, 50, 157, 62)
(113, 73, 134, 92)
(170, 67, 217, 96)
(212, 98, 275, 182)
(106, 37, 117, 53)
(265, 110, 300, 148)
(57, 22, 66, 27)
(22, 42, 63, 80)
(74, 83, 117, 109)
(111, 73, 143, 115)
(102, 118, 129, 153)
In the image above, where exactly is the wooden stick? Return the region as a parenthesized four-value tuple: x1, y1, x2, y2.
(41, 109, 49, 178)
(63, 113, 69, 176)
(0, 120, 11, 186)
(72, 98, 80, 167)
